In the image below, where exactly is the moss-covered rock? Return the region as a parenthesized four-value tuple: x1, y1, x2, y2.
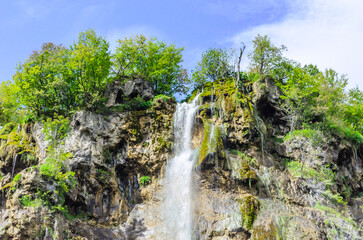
(240, 160, 258, 183)
(240, 195, 260, 231)
(251, 221, 280, 240)
(198, 121, 225, 166)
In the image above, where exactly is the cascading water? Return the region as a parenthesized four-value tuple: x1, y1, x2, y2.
(161, 94, 201, 240)
(11, 154, 18, 178)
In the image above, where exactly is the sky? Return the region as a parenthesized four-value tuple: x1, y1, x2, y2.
(0, 0, 362, 90)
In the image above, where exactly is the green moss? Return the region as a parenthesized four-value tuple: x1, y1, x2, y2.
(199, 122, 225, 165)
(240, 195, 259, 230)
(0, 122, 16, 135)
(12, 173, 21, 182)
(251, 222, 281, 240)
(199, 122, 211, 165)
(239, 159, 258, 187)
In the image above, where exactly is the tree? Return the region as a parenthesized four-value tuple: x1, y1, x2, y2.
(248, 34, 287, 76)
(0, 80, 25, 124)
(235, 43, 246, 90)
(13, 42, 70, 117)
(113, 35, 187, 95)
(68, 29, 112, 109)
(344, 87, 363, 132)
(192, 48, 234, 88)
(277, 63, 320, 132)
(313, 69, 347, 131)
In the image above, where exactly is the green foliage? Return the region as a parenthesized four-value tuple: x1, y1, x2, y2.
(327, 121, 363, 145)
(12, 30, 111, 118)
(42, 115, 70, 148)
(343, 87, 363, 132)
(192, 48, 234, 88)
(248, 34, 287, 76)
(284, 160, 335, 186)
(324, 190, 347, 205)
(12, 173, 21, 182)
(0, 81, 26, 124)
(0, 122, 16, 136)
(284, 128, 323, 145)
(153, 94, 171, 103)
(39, 151, 75, 193)
(96, 169, 110, 183)
(13, 42, 71, 118)
(39, 119, 75, 209)
(113, 34, 188, 95)
(314, 204, 356, 226)
(11, 173, 22, 191)
(68, 29, 111, 110)
(19, 194, 44, 208)
(139, 176, 151, 187)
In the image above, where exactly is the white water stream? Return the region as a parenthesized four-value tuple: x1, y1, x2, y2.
(161, 94, 200, 240)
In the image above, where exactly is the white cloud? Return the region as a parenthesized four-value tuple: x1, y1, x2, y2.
(230, 0, 363, 89)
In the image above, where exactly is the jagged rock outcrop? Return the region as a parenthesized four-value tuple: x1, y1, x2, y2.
(0, 77, 362, 240)
(0, 96, 176, 239)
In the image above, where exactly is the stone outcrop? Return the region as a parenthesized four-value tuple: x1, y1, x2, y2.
(0, 96, 175, 239)
(0, 77, 362, 240)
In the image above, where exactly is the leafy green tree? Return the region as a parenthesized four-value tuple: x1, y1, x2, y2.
(192, 48, 234, 87)
(68, 29, 111, 109)
(0, 80, 26, 124)
(276, 63, 320, 131)
(113, 35, 187, 95)
(343, 87, 363, 132)
(13, 43, 70, 118)
(313, 69, 347, 131)
(248, 34, 287, 76)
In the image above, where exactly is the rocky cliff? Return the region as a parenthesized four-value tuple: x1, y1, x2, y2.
(0, 78, 362, 240)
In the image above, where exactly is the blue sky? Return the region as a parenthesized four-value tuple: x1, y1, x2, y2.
(1, 0, 362, 90)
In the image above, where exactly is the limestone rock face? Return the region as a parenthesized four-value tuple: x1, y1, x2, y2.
(123, 78, 154, 100)
(105, 78, 155, 108)
(1, 77, 362, 240)
(0, 97, 175, 240)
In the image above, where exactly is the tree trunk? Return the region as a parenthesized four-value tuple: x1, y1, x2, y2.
(236, 44, 246, 93)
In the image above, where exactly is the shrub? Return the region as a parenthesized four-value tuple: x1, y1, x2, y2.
(39, 152, 75, 194)
(284, 128, 323, 145)
(139, 176, 151, 187)
(153, 94, 170, 104)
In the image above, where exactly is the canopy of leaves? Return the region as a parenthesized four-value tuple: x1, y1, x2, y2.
(68, 30, 111, 109)
(192, 48, 234, 88)
(11, 30, 111, 120)
(0, 81, 25, 123)
(113, 35, 188, 95)
(248, 34, 287, 76)
(13, 43, 70, 118)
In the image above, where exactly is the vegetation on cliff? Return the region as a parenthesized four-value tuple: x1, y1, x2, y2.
(0, 30, 362, 239)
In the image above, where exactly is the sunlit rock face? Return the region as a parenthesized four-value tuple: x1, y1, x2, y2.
(1, 78, 362, 240)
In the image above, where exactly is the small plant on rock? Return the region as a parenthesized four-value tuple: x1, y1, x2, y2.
(139, 176, 151, 187)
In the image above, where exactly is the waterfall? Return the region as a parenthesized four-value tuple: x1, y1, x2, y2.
(161, 94, 201, 240)
(11, 154, 19, 178)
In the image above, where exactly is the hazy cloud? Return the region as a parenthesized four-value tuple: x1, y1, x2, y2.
(205, 0, 289, 21)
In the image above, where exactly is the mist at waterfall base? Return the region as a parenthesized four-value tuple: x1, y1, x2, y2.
(160, 94, 201, 240)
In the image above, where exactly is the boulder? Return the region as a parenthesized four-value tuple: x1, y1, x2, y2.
(124, 78, 154, 101)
